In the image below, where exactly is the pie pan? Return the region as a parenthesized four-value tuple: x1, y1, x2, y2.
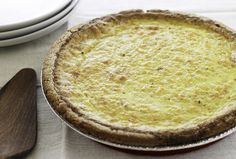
(42, 9, 236, 151)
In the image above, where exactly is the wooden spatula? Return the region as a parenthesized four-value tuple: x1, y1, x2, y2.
(0, 68, 37, 159)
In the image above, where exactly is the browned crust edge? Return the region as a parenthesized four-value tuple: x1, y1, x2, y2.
(42, 9, 236, 147)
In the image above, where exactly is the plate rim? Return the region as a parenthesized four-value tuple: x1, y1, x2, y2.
(0, 0, 78, 40)
(0, 0, 72, 31)
(0, 5, 77, 47)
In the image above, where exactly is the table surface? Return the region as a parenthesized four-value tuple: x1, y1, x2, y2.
(1, 0, 236, 158)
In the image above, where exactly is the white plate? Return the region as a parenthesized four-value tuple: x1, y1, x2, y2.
(0, 8, 75, 47)
(0, 0, 79, 40)
(0, 0, 72, 31)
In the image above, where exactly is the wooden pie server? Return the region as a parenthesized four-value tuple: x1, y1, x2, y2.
(0, 68, 37, 159)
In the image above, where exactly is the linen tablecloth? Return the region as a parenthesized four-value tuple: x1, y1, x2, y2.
(0, 0, 236, 158)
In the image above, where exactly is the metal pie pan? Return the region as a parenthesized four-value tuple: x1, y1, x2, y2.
(41, 80, 236, 151)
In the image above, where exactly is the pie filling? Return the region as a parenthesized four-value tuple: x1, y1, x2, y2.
(55, 18, 236, 130)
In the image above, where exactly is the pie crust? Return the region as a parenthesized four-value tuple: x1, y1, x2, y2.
(42, 9, 236, 147)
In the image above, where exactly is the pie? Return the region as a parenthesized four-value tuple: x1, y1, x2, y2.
(42, 9, 236, 147)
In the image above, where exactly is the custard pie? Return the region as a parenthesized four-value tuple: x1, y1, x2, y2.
(42, 10, 236, 147)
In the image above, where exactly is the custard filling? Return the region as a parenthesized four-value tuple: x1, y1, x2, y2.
(55, 18, 236, 129)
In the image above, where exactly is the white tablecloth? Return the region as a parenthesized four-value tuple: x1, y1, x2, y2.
(0, 0, 236, 158)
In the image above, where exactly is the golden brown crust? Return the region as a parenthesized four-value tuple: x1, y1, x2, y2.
(42, 9, 236, 147)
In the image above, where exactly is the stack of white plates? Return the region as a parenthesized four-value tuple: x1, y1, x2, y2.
(0, 0, 79, 47)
